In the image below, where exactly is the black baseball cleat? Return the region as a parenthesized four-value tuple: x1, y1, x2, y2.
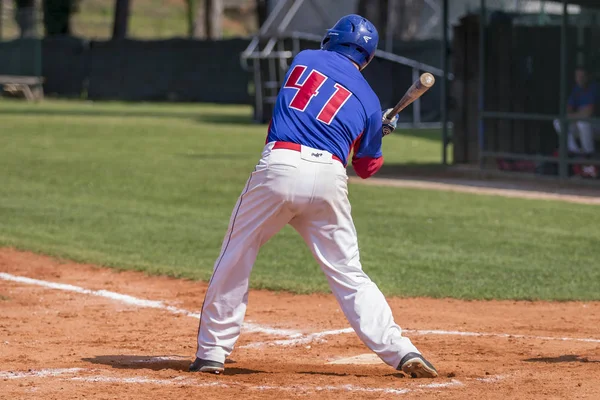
(398, 352, 438, 378)
(188, 357, 225, 374)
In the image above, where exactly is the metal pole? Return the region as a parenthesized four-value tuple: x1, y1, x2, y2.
(576, 20, 584, 66)
(386, 0, 395, 53)
(259, 0, 290, 36)
(412, 67, 421, 126)
(558, 1, 569, 179)
(34, 2, 41, 78)
(262, 0, 306, 56)
(478, 0, 486, 170)
(253, 58, 264, 123)
(441, 0, 449, 165)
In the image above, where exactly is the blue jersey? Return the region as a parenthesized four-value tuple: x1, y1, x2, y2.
(267, 50, 383, 166)
(568, 82, 599, 111)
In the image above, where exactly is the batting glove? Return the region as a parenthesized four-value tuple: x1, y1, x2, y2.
(382, 108, 398, 137)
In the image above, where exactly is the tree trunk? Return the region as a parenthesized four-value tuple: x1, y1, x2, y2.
(395, 0, 423, 41)
(42, 0, 73, 36)
(186, 0, 194, 37)
(185, 0, 205, 38)
(357, 0, 425, 43)
(256, 0, 268, 29)
(15, 0, 37, 38)
(194, 0, 205, 38)
(205, 0, 223, 40)
(0, 0, 4, 40)
(357, 0, 384, 27)
(112, 0, 130, 40)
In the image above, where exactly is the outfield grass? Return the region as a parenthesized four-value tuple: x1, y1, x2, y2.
(1, 99, 599, 301)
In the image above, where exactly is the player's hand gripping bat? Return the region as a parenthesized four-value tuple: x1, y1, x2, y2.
(382, 72, 436, 136)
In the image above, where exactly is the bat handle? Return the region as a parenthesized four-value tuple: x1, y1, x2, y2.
(382, 110, 397, 137)
(384, 108, 398, 122)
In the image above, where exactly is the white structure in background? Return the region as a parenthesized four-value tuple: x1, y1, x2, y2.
(243, 0, 446, 126)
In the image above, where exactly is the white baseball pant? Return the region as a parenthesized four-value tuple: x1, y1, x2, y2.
(553, 119, 600, 154)
(195, 141, 421, 369)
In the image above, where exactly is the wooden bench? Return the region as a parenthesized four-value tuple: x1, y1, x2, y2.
(0, 75, 44, 101)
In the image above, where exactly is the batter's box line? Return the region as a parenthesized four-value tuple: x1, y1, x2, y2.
(239, 326, 600, 349)
(2, 272, 599, 350)
(0, 272, 301, 338)
(0, 367, 509, 396)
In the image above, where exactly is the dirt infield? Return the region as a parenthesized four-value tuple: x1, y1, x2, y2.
(1, 248, 599, 399)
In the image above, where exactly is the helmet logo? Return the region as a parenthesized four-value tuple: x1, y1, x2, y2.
(364, 36, 372, 43)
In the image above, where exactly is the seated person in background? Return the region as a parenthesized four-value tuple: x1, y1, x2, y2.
(553, 66, 600, 156)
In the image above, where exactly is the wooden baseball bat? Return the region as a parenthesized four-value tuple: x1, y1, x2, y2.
(384, 72, 436, 122)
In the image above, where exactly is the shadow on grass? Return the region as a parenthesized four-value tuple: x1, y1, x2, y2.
(177, 153, 250, 160)
(0, 107, 261, 126)
(0, 108, 196, 120)
(523, 355, 600, 364)
(1, 105, 445, 141)
(390, 128, 448, 143)
(195, 114, 258, 125)
(350, 163, 448, 179)
(0, 106, 447, 133)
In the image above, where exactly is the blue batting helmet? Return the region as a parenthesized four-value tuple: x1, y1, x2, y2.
(321, 14, 379, 70)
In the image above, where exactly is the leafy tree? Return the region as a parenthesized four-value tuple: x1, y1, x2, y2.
(42, 0, 79, 36)
(14, 0, 36, 37)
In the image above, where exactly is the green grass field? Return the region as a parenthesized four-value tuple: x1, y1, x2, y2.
(1, 99, 599, 301)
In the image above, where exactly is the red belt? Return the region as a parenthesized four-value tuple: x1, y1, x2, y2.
(272, 141, 344, 165)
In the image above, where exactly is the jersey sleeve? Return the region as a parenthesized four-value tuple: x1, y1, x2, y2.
(351, 109, 384, 179)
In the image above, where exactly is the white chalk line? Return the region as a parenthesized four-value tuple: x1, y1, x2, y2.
(240, 327, 354, 348)
(0, 273, 510, 396)
(0, 272, 300, 338)
(129, 356, 188, 363)
(0, 368, 84, 380)
(240, 327, 600, 349)
(0, 367, 506, 396)
(405, 329, 600, 344)
(476, 374, 509, 383)
(2, 272, 600, 351)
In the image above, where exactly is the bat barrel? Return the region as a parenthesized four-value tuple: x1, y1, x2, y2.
(385, 73, 436, 120)
(420, 72, 435, 88)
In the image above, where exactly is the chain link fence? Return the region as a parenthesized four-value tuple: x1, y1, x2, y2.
(0, 0, 42, 92)
(450, 0, 600, 179)
(0, 0, 257, 101)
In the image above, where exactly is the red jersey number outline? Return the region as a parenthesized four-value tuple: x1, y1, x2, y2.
(283, 65, 353, 125)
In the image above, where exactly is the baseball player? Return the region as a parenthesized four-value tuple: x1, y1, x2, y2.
(190, 14, 438, 379)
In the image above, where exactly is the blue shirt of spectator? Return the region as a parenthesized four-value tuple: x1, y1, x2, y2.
(568, 82, 599, 111)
